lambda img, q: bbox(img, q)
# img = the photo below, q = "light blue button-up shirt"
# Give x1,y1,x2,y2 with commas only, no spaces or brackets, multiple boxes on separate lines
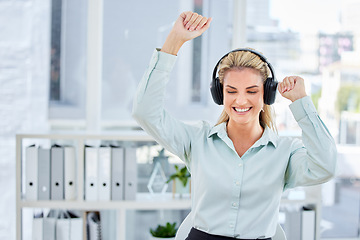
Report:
132,49,337,239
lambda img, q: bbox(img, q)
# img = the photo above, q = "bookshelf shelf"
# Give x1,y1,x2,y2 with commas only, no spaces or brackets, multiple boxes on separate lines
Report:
16,131,155,141
19,193,191,210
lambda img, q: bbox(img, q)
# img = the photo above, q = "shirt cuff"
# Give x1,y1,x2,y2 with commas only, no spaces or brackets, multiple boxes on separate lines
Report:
289,96,318,122
148,48,177,72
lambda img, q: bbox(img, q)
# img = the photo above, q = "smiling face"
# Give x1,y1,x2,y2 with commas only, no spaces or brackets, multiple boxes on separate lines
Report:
223,68,264,128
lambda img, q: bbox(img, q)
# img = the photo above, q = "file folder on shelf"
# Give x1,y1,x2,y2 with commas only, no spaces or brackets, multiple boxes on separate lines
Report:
51,144,64,200
56,211,70,240
38,147,50,200
25,144,38,201
98,145,111,201
43,210,56,240
124,147,137,200
68,210,83,240
32,212,43,240
64,146,76,200
301,206,315,240
111,146,124,201
85,145,98,201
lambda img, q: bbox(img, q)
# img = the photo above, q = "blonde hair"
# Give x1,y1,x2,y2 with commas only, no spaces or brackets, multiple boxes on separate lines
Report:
216,49,277,131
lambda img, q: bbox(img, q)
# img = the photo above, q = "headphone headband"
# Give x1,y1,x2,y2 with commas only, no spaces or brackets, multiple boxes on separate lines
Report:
212,48,275,83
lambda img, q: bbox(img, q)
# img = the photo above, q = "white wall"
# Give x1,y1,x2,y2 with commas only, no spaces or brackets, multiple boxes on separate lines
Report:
0,0,50,239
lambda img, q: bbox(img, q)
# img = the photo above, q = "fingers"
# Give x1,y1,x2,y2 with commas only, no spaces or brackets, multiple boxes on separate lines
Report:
182,11,193,26
195,16,208,30
187,13,202,31
199,17,212,31
182,11,210,32
278,76,297,94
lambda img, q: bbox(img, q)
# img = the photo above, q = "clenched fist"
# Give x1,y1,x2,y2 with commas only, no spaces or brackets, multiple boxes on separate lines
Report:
161,11,212,55
278,76,307,102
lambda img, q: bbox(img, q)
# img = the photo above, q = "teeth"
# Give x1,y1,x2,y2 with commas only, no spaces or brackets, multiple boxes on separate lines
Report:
234,107,250,113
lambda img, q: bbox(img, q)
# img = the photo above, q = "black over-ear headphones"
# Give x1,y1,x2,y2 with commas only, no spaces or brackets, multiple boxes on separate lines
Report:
210,48,278,105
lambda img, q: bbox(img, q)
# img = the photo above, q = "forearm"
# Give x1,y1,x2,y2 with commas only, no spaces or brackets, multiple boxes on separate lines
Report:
160,31,186,56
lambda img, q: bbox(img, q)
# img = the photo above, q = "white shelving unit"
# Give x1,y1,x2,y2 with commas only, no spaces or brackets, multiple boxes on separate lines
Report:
16,131,322,240
16,131,191,240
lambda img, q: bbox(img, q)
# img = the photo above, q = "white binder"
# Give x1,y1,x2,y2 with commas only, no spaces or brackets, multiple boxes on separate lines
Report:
85,145,98,201
25,144,38,200
32,212,43,240
51,144,64,200
64,146,76,200
98,145,111,201
68,211,83,240
38,147,50,200
301,206,315,240
56,211,70,240
111,146,124,201
124,147,137,200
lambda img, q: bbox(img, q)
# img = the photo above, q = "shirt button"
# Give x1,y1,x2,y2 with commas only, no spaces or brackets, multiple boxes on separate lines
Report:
235,181,240,186
232,202,237,207
238,163,243,167
230,224,234,228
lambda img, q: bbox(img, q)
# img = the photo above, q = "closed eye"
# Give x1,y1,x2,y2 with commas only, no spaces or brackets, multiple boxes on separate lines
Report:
247,91,258,94
227,91,237,94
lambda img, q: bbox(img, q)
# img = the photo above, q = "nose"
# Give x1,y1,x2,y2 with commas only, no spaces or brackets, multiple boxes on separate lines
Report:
235,94,247,105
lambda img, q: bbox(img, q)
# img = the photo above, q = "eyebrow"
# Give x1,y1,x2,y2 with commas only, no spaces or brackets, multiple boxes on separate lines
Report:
246,85,259,89
225,85,237,90
225,85,259,90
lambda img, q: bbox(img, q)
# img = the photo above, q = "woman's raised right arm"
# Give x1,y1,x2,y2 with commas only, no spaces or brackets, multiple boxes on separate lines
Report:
132,12,211,162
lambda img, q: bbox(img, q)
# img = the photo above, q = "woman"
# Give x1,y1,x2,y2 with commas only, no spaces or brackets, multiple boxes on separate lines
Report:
133,11,337,240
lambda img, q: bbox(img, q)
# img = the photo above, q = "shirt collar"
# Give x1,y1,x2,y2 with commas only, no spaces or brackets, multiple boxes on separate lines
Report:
208,122,227,138
254,127,278,148
208,122,278,148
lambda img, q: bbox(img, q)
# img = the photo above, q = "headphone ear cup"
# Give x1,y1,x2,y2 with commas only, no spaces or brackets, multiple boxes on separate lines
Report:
264,78,278,105
210,77,224,105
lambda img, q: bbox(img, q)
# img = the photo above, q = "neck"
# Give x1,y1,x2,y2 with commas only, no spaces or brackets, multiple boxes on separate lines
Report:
226,119,264,144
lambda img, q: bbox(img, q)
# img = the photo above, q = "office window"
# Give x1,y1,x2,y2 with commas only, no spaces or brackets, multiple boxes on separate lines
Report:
49,0,62,101
191,0,204,103
48,0,87,120
101,0,232,125
48,0,233,126
101,0,179,123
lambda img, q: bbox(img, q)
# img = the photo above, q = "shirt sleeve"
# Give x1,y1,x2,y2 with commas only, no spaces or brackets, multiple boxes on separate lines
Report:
132,49,199,165
283,96,337,190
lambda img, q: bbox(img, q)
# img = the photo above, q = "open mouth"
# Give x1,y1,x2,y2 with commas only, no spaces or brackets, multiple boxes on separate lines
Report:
233,107,252,113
